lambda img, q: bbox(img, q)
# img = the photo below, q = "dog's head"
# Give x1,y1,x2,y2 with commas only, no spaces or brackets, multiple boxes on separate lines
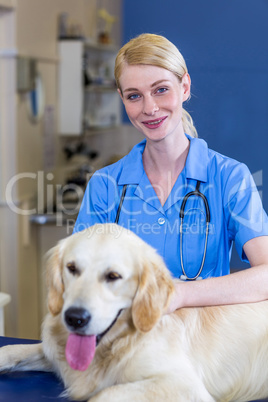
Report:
46,223,175,335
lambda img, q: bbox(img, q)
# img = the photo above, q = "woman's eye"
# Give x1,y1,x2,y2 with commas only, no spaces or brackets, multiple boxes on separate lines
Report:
127,93,140,101
156,87,167,94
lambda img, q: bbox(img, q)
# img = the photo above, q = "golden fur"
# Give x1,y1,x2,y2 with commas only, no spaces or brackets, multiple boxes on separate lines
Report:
1,223,268,401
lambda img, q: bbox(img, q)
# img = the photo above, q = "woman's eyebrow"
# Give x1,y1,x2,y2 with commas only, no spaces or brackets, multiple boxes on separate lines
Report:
151,79,169,87
123,87,138,93
123,80,169,94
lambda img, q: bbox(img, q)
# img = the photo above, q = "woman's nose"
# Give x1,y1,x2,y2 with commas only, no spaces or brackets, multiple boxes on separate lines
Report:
142,96,159,115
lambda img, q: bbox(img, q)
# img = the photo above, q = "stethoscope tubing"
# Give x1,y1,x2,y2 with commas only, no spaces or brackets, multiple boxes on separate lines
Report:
179,181,210,280
115,184,128,224
180,220,209,281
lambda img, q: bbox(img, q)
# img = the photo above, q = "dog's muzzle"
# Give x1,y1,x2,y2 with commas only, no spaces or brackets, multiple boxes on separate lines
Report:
64,307,123,344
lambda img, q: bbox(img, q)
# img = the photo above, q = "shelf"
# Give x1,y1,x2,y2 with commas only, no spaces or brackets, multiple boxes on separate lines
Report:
85,124,119,132
58,37,119,53
85,85,117,93
30,212,77,225
84,39,119,53
58,125,120,138
0,48,17,58
58,40,121,136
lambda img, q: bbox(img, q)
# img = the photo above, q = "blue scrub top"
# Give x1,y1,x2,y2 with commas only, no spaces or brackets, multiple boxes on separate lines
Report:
73,135,268,279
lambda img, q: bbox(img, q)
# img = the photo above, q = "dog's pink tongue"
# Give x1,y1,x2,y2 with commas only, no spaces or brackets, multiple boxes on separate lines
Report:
65,333,96,371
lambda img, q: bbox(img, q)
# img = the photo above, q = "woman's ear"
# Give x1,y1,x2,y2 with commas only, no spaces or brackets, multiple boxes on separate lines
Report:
117,88,123,101
45,240,65,316
182,73,191,102
132,251,175,333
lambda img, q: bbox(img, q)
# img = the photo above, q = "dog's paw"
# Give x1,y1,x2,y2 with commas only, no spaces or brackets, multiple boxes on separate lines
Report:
0,345,19,372
0,343,47,372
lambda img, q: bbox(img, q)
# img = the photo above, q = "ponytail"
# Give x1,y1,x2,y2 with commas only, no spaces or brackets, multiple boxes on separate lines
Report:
182,108,198,138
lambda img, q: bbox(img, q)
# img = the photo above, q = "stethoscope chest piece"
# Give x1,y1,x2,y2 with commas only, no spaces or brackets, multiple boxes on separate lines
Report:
180,274,203,281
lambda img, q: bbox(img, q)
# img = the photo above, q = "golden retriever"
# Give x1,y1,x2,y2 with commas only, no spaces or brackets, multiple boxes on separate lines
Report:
1,223,268,401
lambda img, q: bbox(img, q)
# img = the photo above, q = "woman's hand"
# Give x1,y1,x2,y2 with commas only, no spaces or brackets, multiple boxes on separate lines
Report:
164,235,268,315
164,280,186,314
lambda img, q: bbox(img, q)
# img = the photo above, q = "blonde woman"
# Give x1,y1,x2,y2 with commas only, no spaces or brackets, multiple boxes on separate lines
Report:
74,34,268,311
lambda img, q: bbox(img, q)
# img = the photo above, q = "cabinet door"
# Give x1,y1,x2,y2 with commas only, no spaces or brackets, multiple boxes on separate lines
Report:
58,41,83,135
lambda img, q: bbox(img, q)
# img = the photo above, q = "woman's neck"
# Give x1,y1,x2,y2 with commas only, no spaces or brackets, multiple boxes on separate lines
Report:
142,135,190,206
143,134,190,179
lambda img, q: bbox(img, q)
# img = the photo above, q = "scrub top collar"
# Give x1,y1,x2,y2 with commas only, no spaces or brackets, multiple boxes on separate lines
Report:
185,135,209,183
118,134,209,186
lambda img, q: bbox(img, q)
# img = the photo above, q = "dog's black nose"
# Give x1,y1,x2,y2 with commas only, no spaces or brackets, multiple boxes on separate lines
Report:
64,307,91,330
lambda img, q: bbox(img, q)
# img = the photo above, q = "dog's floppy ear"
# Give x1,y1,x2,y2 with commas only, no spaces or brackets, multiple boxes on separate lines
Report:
132,250,175,333
45,240,65,316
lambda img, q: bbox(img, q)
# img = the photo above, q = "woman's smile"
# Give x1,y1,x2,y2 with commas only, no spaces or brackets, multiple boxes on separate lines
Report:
142,116,168,129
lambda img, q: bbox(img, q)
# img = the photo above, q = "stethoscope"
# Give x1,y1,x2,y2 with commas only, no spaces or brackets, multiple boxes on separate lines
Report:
115,181,211,281
179,181,210,280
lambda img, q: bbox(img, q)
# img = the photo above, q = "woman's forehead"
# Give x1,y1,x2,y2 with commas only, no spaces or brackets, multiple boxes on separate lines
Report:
119,64,177,91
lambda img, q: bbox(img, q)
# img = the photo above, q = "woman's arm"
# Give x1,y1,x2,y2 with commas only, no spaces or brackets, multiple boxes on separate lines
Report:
166,236,268,313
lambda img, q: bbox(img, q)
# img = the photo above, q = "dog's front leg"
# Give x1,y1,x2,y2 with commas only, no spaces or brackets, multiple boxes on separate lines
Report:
88,378,216,402
88,381,160,402
0,343,52,372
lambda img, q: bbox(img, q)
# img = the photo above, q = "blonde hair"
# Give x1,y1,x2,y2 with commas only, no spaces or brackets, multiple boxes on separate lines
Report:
115,33,198,138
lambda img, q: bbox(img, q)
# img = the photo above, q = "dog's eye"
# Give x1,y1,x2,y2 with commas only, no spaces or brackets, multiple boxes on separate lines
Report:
106,271,122,282
66,262,80,276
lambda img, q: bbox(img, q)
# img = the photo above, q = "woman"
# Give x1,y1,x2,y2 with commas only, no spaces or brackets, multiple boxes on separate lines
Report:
74,33,268,312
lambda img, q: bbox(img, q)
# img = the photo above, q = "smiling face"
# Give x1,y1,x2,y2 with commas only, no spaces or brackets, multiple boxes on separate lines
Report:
118,64,191,143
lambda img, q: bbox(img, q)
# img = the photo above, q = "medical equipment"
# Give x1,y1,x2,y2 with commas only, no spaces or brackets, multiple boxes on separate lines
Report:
115,184,128,225
115,181,211,281
179,181,210,280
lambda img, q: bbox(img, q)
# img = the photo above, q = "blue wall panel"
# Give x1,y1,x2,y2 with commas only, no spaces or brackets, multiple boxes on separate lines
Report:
122,0,268,267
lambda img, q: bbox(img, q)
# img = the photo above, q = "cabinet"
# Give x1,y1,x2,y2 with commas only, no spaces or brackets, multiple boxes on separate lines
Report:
58,39,121,135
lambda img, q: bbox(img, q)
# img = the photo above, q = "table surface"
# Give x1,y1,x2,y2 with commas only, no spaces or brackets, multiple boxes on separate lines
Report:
0,336,81,402
1,336,268,402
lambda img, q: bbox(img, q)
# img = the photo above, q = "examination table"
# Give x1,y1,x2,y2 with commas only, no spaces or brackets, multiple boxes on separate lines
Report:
0,336,267,402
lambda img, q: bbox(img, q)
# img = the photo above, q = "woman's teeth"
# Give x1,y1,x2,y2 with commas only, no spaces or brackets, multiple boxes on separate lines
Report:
147,119,163,125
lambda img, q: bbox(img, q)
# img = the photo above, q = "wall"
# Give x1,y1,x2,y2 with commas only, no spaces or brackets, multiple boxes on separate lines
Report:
15,0,121,202
0,3,18,337
0,0,123,338
123,0,268,268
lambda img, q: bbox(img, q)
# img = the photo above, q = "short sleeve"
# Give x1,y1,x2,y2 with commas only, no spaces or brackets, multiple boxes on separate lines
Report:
223,163,268,262
73,171,109,233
